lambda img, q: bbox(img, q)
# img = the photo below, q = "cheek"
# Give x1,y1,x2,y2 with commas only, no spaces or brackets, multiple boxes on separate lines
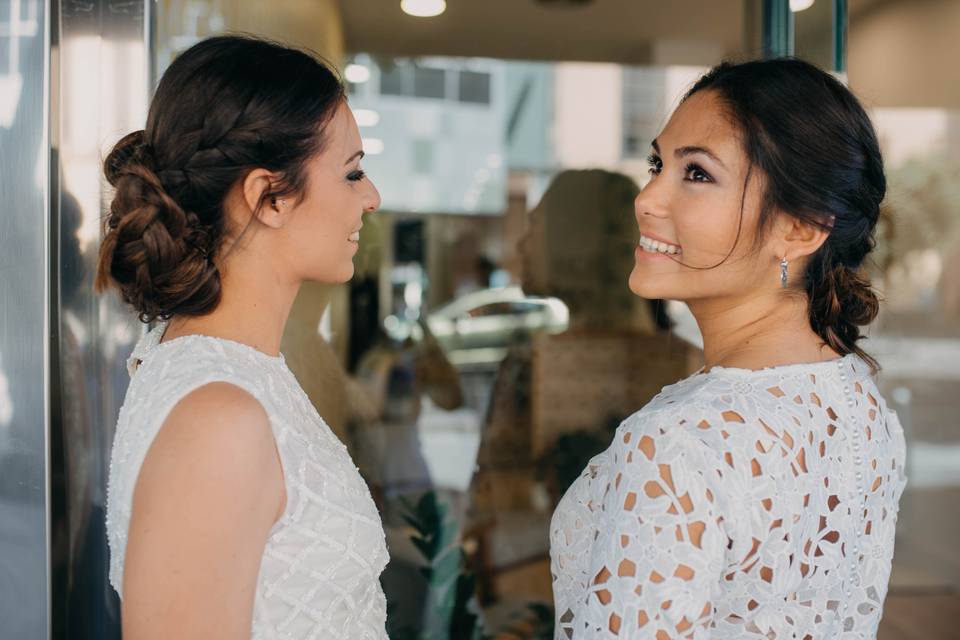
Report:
675,191,750,261
300,184,353,236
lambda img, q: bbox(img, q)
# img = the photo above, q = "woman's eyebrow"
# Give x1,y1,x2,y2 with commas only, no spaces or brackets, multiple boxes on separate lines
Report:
676,145,726,169
651,139,726,169
344,150,365,165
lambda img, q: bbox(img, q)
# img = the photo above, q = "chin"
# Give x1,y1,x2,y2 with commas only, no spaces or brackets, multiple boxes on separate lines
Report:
338,262,356,282
628,269,670,301
311,262,355,285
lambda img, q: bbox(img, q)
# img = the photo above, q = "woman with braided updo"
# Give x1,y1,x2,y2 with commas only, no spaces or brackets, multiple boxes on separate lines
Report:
550,59,907,639
99,36,387,639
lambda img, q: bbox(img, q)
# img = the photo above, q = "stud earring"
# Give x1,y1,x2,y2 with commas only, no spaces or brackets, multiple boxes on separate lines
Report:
780,257,789,288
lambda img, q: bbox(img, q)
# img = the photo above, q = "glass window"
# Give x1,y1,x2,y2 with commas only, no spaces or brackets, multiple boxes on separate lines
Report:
458,70,491,104
413,65,446,99
411,139,433,174
144,5,954,637
379,63,406,96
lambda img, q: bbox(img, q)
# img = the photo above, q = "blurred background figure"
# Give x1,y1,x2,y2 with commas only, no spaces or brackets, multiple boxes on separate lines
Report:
468,169,695,618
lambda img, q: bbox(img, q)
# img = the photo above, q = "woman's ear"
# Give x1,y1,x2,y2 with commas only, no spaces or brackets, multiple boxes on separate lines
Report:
241,168,289,229
776,213,831,261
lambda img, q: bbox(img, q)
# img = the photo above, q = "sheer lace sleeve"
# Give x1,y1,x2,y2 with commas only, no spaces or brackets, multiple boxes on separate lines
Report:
579,417,728,639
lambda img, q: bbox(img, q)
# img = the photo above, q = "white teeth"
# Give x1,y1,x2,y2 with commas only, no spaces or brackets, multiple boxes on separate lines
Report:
638,234,681,255
348,231,360,242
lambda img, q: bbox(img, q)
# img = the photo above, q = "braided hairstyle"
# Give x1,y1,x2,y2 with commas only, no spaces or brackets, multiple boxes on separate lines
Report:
96,35,344,322
684,59,886,370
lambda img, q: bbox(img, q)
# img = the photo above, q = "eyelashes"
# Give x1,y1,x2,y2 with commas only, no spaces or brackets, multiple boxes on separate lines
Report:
646,154,714,183
347,169,366,182
647,154,662,175
684,163,712,183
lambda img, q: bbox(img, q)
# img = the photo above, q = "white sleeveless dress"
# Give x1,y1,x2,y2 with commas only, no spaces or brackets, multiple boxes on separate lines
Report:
106,322,389,639
550,354,907,639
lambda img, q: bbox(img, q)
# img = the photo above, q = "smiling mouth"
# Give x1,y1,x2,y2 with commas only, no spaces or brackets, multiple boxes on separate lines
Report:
638,234,682,255
348,231,360,243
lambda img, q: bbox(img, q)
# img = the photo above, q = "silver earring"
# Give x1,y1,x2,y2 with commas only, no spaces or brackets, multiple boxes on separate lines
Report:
780,257,789,288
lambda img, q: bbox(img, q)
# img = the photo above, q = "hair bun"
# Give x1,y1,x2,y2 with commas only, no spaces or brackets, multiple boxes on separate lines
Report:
97,134,221,322
835,264,880,328
104,130,152,186
808,259,879,361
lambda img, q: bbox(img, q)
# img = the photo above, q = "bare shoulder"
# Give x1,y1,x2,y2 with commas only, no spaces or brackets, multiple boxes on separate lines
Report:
140,382,280,486
123,382,284,638
136,381,284,514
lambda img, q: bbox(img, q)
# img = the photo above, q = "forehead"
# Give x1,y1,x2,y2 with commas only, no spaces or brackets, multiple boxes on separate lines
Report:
325,100,361,153
306,102,360,177
657,90,744,162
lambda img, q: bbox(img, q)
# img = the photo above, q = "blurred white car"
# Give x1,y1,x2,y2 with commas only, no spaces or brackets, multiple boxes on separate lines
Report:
386,286,569,365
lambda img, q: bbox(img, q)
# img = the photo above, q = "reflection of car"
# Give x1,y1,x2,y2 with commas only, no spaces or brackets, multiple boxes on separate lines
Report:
386,286,569,365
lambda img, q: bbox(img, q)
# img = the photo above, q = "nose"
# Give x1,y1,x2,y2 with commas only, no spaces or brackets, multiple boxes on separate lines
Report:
363,178,382,213
634,179,669,221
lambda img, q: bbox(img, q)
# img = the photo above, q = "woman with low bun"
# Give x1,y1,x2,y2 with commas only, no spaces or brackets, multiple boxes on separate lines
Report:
550,59,907,639
99,36,387,639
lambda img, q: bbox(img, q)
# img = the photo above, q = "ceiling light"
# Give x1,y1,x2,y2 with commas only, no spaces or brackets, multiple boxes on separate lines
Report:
401,0,446,18
345,64,371,83
362,138,385,155
353,109,381,127
790,0,815,11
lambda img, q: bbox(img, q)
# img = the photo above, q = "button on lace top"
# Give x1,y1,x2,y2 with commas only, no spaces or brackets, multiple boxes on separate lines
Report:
550,355,907,639
106,322,389,639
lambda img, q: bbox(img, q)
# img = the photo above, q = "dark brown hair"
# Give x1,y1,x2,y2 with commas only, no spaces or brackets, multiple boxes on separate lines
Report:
96,35,345,322
685,59,885,370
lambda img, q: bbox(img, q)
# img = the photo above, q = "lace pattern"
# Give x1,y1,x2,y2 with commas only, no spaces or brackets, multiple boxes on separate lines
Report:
106,323,389,639
550,355,907,639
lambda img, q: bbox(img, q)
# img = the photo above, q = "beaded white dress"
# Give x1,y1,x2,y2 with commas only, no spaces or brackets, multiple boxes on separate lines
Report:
550,355,907,639
106,322,389,639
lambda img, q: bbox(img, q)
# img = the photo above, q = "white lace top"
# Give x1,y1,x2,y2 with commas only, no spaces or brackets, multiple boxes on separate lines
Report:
106,322,389,639
550,355,907,639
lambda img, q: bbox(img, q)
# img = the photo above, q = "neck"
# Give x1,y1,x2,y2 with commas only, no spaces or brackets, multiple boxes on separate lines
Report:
689,290,837,372
164,250,301,358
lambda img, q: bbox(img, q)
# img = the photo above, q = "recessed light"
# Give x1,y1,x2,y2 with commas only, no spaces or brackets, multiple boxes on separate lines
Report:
401,0,446,18
345,64,371,84
362,138,385,155
353,109,381,127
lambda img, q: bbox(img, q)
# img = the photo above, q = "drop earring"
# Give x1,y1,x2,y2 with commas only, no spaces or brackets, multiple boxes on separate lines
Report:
780,257,789,288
